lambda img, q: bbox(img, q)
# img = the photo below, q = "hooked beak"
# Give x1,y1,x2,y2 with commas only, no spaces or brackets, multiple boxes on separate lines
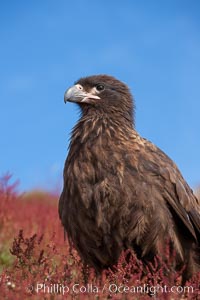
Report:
64,84,100,104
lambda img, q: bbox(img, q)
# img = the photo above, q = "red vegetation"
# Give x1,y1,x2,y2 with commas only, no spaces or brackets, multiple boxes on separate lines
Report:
0,175,199,299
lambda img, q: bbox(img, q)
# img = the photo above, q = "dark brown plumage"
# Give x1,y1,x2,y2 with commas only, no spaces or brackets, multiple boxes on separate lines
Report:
59,74,200,282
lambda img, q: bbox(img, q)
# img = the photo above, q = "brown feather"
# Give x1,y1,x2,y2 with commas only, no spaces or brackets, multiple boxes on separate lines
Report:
59,74,200,281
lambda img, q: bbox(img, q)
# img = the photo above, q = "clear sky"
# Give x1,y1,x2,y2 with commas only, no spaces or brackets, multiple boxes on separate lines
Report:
0,0,200,192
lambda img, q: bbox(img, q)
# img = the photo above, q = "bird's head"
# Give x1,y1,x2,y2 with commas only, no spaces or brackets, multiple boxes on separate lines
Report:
64,75,135,126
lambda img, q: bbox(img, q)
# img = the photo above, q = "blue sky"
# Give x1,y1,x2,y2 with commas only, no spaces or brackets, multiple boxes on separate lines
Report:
0,0,200,192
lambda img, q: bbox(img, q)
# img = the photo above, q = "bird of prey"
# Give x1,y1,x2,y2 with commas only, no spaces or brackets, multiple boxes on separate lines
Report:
59,75,200,282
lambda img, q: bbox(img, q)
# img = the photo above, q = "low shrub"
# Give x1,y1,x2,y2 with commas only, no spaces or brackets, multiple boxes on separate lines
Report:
0,175,199,299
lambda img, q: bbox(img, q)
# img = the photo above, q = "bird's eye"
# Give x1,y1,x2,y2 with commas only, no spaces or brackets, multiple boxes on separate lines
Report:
95,84,105,92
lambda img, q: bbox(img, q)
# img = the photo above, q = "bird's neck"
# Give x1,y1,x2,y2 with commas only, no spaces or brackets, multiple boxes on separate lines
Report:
81,106,134,127
70,110,136,146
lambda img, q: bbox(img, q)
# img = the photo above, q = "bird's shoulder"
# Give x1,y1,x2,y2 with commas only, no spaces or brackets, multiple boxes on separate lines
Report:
128,133,200,237
127,132,200,211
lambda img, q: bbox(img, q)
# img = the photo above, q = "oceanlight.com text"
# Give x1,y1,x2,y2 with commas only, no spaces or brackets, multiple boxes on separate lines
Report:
32,283,197,296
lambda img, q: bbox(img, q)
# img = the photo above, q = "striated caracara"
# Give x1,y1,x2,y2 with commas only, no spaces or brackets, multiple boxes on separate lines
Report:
59,75,200,282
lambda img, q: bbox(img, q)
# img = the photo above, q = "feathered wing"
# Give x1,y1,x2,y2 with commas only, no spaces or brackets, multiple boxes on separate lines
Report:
127,137,200,279
150,141,199,239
